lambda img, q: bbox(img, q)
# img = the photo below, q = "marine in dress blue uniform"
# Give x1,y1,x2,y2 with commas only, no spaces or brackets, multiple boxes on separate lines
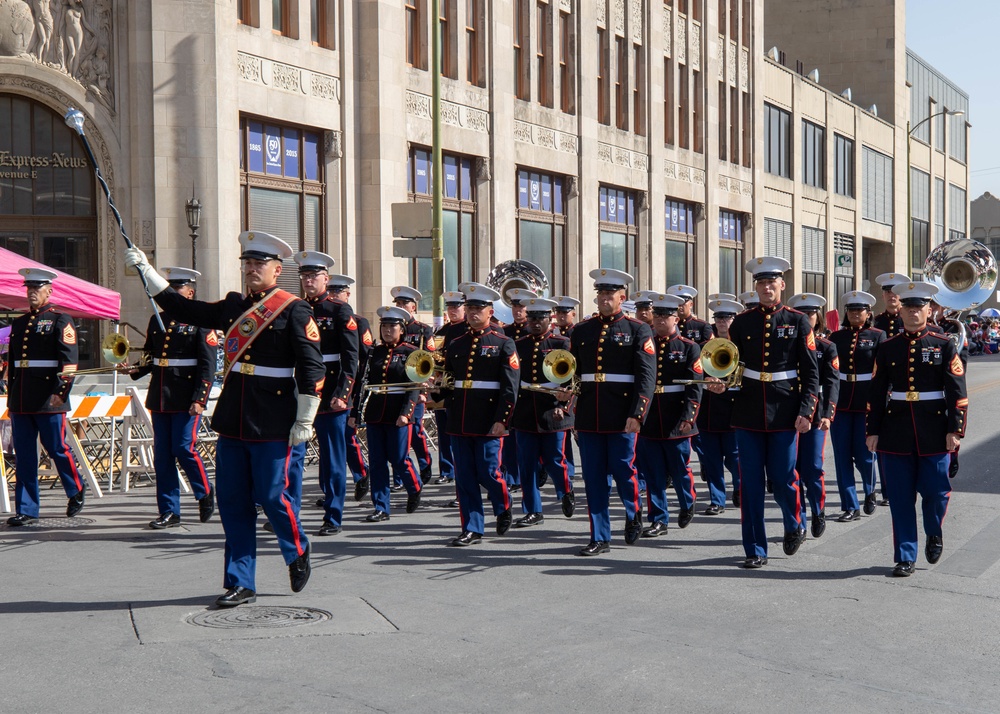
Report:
865,282,967,577
786,293,840,540
828,291,885,521
872,272,909,337
510,298,575,527
637,294,702,537
720,257,820,568
431,291,469,486
298,252,359,537
392,285,435,484
358,306,422,520
128,267,216,529
570,269,655,556
6,268,85,526
697,299,744,512
739,291,760,310
629,290,657,494
441,283,518,546
126,231,325,607
500,287,538,493
552,295,581,478
669,285,715,345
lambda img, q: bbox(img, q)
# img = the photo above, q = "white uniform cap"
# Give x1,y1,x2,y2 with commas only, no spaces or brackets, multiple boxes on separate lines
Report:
630,290,659,305
390,285,423,303
893,281,939,305
377,306,411,323
667,284,698,300
707,292,738,302
238,230,293,260
875,272,911,290
553,296,581,310
294,251,336,273
739,290,761,306
786,293,827,311
651,294,686,313
19,268,57,285
327,274,356,289
442,291,466,305
162,267,201,284
524,297,558,314
710,299,744,316
506,288,540,305
746,256,791,280
589,268,634,290
462,282,502,305
841,290,877,309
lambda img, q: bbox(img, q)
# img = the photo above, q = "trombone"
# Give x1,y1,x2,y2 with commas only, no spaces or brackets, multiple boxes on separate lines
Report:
58,333,144,376
520,349,580,396
673,338,744,387
362,349,454,394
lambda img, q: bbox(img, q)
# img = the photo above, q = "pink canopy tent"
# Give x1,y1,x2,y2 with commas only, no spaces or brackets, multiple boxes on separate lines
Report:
0,246,121,320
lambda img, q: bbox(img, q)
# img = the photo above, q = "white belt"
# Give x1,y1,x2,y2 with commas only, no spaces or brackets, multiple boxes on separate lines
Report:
654,385,685,394
742,368,798,382
579,373,635,383
156,358,198,368
229,363,295,378
839,373,872,382
454,380,501,390
322,354,341,363
890,391,944,402
14,360,59,368
521,381,561,389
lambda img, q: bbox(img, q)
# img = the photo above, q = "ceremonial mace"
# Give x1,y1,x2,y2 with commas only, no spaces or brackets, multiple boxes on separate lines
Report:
64,107,165,332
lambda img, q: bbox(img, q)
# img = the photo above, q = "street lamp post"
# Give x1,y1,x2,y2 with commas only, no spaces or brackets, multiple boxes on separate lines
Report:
906,108,964,275
185,196,202,272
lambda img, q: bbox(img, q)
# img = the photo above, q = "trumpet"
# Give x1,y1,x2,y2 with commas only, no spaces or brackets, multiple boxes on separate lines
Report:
673,338,744,387
520,349,580,395
59,333,143,376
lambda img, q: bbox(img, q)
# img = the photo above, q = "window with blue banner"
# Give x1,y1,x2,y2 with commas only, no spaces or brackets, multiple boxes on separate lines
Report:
599,185,638,275
406,147,477,311
517,168,567,296
240,116,325,295
718,209,745,296
665,198,696,287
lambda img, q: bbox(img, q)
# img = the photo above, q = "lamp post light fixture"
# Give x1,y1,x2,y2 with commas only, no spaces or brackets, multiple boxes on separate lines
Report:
185,196,202,272
906,108,964,275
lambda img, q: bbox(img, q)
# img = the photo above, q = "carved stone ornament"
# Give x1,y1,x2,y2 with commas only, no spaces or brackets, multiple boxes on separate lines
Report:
597,0,606,26
718,35,725,81
270,61,302,93
663,8,671,56
513,120,532,144
560,133,578,155
677,18,686,64
474,156,491,180
631,0,642,43
559,0,571,12
740,48,749,91
597,142,613,163
405,90,431,118
637,190,648,210
324,130,342,159
566,175,578,198
691,22,700,71
614,0,624,35
0,0,116,110
663,159,677,178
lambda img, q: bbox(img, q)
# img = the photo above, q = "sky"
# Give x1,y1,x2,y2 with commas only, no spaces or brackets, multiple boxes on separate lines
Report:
907,0,999,199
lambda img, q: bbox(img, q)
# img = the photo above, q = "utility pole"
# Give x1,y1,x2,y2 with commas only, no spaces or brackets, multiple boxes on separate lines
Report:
431,2,444,328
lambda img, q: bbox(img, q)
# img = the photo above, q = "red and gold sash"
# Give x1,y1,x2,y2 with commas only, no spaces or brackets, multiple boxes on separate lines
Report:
223,289,299,381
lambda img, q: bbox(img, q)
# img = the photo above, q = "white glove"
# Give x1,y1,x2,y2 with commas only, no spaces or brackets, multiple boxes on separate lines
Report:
289,394,321,446
124,246,169,295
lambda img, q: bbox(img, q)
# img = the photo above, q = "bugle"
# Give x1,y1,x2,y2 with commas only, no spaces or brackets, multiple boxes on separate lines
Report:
520,349,580,395
673,338,744,387
58,333,143,376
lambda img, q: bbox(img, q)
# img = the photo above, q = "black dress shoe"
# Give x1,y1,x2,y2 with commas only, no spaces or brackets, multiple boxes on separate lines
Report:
892,561,915,577
766,479,773,494
315,497,325,508
863,493,878,515
198,487,216,523
578,540,611,556
782,528,806,556
450,531,482,547
420,465,433,485
216,587,257,607
434,476,451,485
624,514,643,544
665,475,673,489
811,512,826,538
354,476,370,501
741,556,768,569
642,521,668,538
561,492,576,518
255,504,265,516
6,514,38,527
732,490,742,508
317,521,342,536
496,508,513,536
537,470,549,488
704,504,725,516
406,490,422,513
925,535,944,564
677,508,695,529
879,493,890,506
447,499,460,508
262,521,275,533
365,510,390,522
149,512,181,530
289,545,311,593
836,509,860,523
66,489,85,517
390,483,404,492
508,484,521,493
515,513,544,528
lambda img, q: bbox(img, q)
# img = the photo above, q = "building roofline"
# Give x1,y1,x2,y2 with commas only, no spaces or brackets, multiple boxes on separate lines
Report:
905,47,970,100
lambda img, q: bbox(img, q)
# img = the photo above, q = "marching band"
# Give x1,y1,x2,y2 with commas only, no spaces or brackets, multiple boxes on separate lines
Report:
1,233,983,604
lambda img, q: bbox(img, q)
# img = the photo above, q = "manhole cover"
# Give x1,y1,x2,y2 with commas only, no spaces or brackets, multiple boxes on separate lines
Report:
23,517,96,529
186,606,332,629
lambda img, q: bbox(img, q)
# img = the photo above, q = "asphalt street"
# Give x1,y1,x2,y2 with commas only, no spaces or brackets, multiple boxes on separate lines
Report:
4,356,1000,713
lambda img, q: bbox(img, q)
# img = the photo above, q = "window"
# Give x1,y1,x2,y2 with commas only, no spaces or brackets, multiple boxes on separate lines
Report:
678,62,689,149
664,57,674,146
911,168,929,222
763,219,792,262
911,219,930,274
466,0,481,85
741,0,750,46
559,11,575,113
834,234,855,298
935,177,945,243
597,28,610,124
615,37,628,130
677,0,687,14
665,199,696,285
718,82,727,161
238,0,259,26
802,120,825,189
834,134,854,197
862,146,893,225
518,169,568,296
764,103,791,178
537,1,552,106
741,91,751,167
241,118,325,295
730,86,738,165
439,0,454,77
719,210,744,296
802,226,826,295
693,69,702,152
689,0,699,22
407,149,477,311
599,186,638,274
949,183,967,237
719,0,726,34
272,0,298,38
310,0,335,48
406,0,423,68
514,0,530,99
633,44,645,135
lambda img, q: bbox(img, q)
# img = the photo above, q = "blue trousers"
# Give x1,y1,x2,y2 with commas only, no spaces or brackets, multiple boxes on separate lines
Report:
451,435,511,534
151,411,211,516
578,432,641,543
796,427,827,529
346,421,368,483
366,422,421,514
881,452,951,563
409,403,432,472
638,436,696,525
830,411,875,511
10,412,84,518
735,429,801,558
501,429,520,486
215,436,309,590
315,410,348,527
515,430,572,513
433,409,454,481
699,431,740,507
